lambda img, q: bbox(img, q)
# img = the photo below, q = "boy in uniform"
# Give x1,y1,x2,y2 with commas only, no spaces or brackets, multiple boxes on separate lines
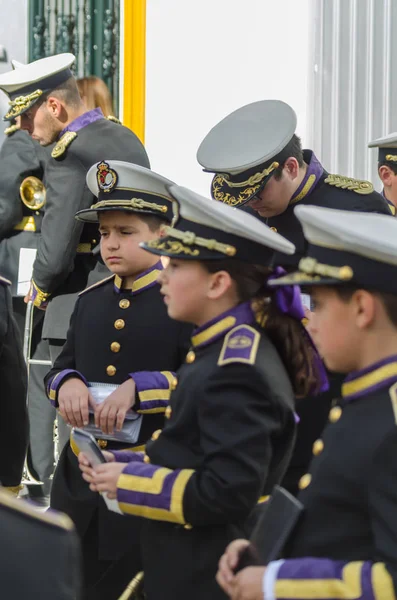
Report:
217,204,397,599
45,161,191,600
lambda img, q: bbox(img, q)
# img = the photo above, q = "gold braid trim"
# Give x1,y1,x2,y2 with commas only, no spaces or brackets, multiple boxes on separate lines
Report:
51,131,77,158
4,124,20,136
32,280,50,307
324,173,374,195
162,226,236,256
299,257,353,281
5,89,43,119
385,154,397,163
91,198,168,214
212,162,279,207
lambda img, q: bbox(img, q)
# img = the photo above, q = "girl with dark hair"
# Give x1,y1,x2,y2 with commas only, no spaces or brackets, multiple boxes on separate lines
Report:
78,185,326,600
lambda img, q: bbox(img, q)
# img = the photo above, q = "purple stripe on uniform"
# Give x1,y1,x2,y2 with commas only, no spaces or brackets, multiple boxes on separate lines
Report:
136,399,168,412
290,151,323,202
59,107,104,136
361,561,376,600
278,557,347,582
111,450,144,463
344,355,397,383
117,462,181,512
48,369,88,406
192,300,255,349
132,371,172,393
277,558,377,600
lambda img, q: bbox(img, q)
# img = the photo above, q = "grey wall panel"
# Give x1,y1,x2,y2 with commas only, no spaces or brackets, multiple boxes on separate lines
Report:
309,0,397,190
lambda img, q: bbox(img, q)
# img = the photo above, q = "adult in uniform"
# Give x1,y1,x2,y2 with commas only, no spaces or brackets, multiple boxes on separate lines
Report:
0,274,28,495
197,99,392,495
0,53,150,500
80,185,326,600
0,52,149,315
0,119,53,503
217,206,397,599
368,132,397,215
45,163,192,600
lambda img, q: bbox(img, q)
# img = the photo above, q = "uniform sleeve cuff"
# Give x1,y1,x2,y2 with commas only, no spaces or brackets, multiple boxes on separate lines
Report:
116,461,194,523
47,369,88,407
31,280,51,308
129,371,176,414
263,560,284,600
110,450,145,463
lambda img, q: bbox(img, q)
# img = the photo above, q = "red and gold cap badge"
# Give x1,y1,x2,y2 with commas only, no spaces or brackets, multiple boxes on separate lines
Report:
96,161,118,193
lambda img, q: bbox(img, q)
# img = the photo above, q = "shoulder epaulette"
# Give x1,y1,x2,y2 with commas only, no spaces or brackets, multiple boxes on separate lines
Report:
324,173,374,195
51,131,78,159
0,275,11,286
4,124,20,137
78,274,115,297
388,382,397,425
107,115,122,125
217,324,260,366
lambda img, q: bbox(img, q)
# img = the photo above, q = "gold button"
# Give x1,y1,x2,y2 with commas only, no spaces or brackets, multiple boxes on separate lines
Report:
186,351,195,364
165,406,172,419
92,239,97,245
98,439,107,449
170,377,178,391
119,299,130,309
143,455,151,464
312,439,324,456
270,227,278,232
299,473,312,490
184,524,193,530
106,365,117,376
114,319,125,330
151,429,162,441
110,341,121,353
329,406,342,423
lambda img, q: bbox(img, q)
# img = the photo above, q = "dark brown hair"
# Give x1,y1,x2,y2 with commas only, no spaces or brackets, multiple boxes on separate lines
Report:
204,258,321,397
273,134,305,181
336,285,397,327
50,76,83,109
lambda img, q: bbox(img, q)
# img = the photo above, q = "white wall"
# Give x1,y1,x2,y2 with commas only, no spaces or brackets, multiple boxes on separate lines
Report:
145,0,312,196
0,0,28,145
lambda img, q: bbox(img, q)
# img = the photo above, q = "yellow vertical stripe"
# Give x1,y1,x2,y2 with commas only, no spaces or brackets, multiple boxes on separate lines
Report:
123,0,146,142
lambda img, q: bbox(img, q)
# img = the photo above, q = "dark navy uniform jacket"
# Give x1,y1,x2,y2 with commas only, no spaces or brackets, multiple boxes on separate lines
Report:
110,301,297,600
269,151,393,497
0,127,49,295
31,109,150,307
44,262,191,560
269,150,392,269
269,355,397,599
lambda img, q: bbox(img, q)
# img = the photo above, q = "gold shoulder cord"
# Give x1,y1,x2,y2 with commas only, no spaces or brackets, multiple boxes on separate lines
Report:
51,131,78,159
324,173,373,195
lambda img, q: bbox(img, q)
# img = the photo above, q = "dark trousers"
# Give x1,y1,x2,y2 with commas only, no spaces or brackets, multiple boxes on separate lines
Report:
13,298,69,496
52,445,143,600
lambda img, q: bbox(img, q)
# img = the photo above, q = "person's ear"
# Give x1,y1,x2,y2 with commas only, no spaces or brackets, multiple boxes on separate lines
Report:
379,165,394,187
207,270,233,300
284,157,300,180
353,289,376,329
45,95,63,118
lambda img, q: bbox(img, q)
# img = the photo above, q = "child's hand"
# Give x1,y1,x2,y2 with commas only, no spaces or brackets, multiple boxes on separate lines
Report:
95,378,136,434
84,462,126,498
58,378,95,427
